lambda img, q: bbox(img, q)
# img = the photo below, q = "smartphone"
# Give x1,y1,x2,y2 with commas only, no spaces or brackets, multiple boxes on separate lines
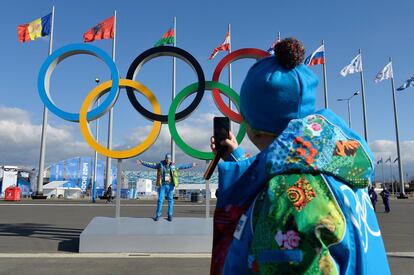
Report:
214,117,230,152
204,117,230,180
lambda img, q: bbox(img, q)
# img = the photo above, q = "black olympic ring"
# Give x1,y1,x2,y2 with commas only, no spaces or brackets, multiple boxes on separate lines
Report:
126,46,205,123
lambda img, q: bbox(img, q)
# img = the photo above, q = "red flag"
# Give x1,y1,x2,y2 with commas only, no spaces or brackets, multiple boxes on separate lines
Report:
83,16,114,42
209,32,230,60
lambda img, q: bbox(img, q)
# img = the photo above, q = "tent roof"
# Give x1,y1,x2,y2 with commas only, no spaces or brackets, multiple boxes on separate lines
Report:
43,181,81,190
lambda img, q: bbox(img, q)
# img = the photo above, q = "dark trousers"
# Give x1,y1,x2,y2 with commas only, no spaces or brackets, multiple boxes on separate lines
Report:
370,199,376,212
383,199,390,213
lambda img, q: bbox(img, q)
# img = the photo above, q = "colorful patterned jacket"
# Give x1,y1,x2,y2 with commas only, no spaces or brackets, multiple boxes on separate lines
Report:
140,160,193,187
210,109,390,275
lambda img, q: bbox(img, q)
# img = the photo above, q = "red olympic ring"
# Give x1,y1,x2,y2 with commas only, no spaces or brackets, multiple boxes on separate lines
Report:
212,48,271,123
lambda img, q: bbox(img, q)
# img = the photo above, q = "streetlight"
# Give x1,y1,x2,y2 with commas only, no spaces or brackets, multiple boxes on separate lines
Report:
91,77,100,203
337,91,359,129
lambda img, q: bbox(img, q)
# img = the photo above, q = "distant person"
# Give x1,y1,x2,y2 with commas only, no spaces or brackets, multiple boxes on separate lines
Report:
380,187,391,213
368,186,378,212
209,38,390,274
137,153,196,221
105,185,112,203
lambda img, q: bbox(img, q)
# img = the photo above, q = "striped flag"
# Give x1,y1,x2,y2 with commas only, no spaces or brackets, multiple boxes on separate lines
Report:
304,45,325,66
340,54,363,77
155,28,175,47
397,75,414,91
209,32,230,60
18,13,51,42
374,62,393,83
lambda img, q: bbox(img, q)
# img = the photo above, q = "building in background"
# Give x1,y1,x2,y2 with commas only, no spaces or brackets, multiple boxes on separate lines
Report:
1,158,219,199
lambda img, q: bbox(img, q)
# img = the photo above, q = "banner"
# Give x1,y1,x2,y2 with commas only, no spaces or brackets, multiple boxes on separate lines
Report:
65,157,80,188
50,161,64,181
80,157,91,193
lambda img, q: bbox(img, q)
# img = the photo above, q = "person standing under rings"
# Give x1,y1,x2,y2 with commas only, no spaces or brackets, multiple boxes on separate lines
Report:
137,153,197,221
380,186,391,213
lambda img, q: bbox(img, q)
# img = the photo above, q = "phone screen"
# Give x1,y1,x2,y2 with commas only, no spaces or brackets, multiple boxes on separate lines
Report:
214,117,230,152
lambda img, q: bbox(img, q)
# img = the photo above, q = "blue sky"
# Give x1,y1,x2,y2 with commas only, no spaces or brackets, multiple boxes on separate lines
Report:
1,0,414,176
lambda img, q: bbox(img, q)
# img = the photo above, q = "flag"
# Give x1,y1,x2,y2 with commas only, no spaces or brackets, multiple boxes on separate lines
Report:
154,28,175,47
397,75,414,91
393,157,399,163
83,16,114,43
340,54,363,77
209,32,230,60
385,156,392,163
18,13,51,42
374,62,393,83
304,45,325,66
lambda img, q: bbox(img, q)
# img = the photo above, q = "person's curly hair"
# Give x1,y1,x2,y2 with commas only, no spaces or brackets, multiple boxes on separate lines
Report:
274,37,305,69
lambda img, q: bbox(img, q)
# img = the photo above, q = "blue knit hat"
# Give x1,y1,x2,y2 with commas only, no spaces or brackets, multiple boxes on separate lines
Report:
240,56,319,135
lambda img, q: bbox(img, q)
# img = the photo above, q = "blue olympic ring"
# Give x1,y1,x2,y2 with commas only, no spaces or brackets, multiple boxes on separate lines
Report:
37,44,120,122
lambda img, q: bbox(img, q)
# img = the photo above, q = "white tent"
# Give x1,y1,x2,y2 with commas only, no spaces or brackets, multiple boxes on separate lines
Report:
43,181,82,199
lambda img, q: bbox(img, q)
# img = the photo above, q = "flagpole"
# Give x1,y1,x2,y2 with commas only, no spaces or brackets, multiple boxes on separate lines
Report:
228,24,232,129
359,49,369,141
171,16,176,163
105,10,116,195
34,6,55,199
91,78,100,203
389,158,394,194
389,57,406,198
322,40,329,109
347,99,352,128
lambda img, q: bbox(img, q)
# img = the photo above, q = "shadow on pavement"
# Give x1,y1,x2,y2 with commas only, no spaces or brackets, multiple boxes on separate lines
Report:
0,223,82,252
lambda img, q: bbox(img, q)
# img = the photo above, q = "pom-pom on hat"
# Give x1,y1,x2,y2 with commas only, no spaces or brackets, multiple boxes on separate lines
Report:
240,37,319,135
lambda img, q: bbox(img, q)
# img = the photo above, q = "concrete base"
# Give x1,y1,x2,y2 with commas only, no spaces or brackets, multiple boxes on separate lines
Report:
79,217,213,253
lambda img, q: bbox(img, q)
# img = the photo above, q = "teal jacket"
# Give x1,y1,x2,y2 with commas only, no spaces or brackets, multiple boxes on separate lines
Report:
211,109,390,275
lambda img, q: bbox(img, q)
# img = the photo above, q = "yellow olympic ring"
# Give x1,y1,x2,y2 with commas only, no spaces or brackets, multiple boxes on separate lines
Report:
79,79,162,159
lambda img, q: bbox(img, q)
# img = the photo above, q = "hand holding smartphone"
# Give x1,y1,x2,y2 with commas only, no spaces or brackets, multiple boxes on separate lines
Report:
204,117,230,180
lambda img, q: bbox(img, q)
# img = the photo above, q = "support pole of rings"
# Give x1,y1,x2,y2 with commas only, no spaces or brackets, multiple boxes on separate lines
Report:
116,159,122,218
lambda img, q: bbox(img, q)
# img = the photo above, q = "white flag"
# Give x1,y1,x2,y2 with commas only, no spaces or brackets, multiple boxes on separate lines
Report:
374,62,393,83
340,54,363,77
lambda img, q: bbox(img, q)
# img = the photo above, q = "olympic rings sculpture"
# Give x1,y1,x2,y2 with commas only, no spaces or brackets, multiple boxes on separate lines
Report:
38,43,270,160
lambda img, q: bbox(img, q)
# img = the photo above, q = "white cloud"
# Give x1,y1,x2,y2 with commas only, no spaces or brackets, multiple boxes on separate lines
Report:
369,139,414,163
0,106,92,167
0,106,30,123
369,139,414,181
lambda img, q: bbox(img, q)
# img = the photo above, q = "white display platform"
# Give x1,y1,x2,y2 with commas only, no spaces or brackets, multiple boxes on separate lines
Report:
79,217,213,253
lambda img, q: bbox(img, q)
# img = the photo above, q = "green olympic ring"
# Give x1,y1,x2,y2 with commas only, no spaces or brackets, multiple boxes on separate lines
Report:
168,81,246,160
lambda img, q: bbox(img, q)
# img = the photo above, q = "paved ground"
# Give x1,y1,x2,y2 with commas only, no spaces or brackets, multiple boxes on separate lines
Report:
0,199,213,253
0,258,210,275
0,197,413,274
